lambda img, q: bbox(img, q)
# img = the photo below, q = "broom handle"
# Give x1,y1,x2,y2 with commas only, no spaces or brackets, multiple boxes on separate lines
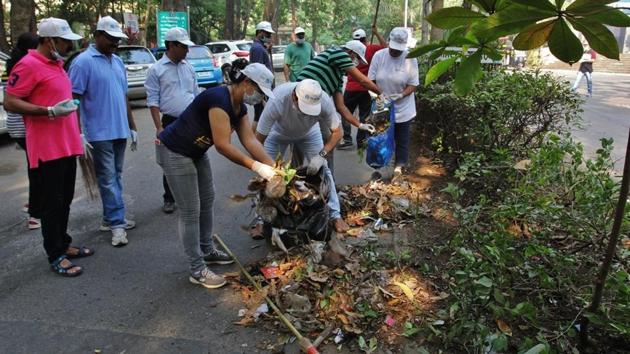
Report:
370,0,381,44
214,235,319,354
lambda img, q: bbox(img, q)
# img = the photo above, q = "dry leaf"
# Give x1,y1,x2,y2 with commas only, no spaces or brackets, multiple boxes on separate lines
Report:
346,228,363,237
393,281,414,301
229,194,254,202
497,319,513,336
513,159,532,171
507,223,522,238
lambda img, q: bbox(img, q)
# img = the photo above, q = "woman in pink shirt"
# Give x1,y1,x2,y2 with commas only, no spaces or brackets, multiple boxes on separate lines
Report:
4,18,93,277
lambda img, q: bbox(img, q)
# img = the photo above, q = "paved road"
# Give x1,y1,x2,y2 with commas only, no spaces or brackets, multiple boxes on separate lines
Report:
0,96,372,353
0,70,627,353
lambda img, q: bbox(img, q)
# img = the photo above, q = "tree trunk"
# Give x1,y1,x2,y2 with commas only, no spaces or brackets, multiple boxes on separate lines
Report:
291,0,297,29
421,0,430,44
161,0,186,12
10,0,36,45
241,0,250,39
235,0,242,38
430,0,444,42
0,0,11,52
225,0,234,39
311,0,318,50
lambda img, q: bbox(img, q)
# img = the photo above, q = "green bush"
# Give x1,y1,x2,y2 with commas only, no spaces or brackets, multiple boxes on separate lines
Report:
417,70,583,160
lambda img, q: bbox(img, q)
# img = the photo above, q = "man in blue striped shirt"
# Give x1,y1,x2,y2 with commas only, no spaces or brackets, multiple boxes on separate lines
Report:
145,27,201,214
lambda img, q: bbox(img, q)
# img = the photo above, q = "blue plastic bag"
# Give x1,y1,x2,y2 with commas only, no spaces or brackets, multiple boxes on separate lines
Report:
366,102,395,169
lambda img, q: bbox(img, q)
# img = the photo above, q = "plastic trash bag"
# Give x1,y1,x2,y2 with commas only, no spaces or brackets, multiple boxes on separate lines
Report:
365,102,396,169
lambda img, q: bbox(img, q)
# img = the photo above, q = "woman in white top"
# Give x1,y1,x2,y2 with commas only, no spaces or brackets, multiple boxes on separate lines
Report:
368,27,420,175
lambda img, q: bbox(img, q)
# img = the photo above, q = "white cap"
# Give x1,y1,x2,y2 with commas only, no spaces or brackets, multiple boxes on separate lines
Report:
165,27,195,46
38,18,82,40
294,27,305,35
241,63,275,99
342,40,367,65
97,16,128,39
295,79,322,116
255,21,275,34
352,29,366,40
389,27,409,51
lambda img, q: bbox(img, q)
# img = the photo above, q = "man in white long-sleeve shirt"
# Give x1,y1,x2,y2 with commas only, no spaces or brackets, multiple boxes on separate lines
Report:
145,27,201,213
255,79,350,233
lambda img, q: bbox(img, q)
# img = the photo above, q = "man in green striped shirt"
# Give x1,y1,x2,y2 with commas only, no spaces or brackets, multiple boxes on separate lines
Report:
298,40,381,137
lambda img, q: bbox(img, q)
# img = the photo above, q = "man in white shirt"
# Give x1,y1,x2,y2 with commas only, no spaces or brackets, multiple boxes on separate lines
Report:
255,79,349,233
145,27,201,213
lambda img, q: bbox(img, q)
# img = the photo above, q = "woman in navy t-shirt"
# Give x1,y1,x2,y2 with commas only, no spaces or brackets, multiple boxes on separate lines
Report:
156,60,278,289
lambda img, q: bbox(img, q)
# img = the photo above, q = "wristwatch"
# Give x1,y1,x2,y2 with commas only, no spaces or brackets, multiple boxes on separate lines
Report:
319,150,328,158
47,106,55,119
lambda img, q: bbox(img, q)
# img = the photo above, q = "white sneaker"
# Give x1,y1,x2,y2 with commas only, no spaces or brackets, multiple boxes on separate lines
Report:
111,228,128,247
100,219,136,232
189,267,226,289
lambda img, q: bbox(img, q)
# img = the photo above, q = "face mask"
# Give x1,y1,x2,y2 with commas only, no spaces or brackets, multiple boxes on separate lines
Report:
50,39,64,61
244,89,264,105
261,36,270,44
296,38,305,45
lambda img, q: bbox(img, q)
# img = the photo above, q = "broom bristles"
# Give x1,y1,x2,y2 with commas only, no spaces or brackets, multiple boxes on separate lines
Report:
78,149,99,200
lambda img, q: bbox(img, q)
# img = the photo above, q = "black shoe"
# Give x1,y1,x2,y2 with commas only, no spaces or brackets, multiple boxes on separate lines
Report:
163,201,175,214
338,140,353,150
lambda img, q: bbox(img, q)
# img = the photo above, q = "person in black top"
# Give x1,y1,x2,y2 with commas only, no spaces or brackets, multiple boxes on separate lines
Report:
571,48,596,97
156,60,278,289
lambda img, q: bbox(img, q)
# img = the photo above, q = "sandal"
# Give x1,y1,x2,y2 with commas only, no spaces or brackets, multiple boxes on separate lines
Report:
50,255,83,277
65,246,95,259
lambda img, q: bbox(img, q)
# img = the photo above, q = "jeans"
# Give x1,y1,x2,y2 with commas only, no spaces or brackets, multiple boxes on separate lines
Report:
571,71,593,95
156,145,216,274
264,128,342,220
15,138,43,218
342,91,372,145
39,156,76,263
161,115,177,203
90,139,127,229
394,120,412,167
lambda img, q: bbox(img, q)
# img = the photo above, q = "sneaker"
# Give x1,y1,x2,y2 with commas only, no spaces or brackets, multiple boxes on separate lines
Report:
189,267,227,289
28,217,41,230
394,166,403,176
162,201,175,214
337,140,353,150
100,219,136,232
204,249,234,265
111,228,128,247
22,204,29,213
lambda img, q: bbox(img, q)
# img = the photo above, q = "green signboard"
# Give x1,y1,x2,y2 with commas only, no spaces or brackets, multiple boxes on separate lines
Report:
156,11,189,47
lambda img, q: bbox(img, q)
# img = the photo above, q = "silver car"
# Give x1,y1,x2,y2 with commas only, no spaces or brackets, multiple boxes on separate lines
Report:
205,40,252,83
115,45,156,99
271,45,287,71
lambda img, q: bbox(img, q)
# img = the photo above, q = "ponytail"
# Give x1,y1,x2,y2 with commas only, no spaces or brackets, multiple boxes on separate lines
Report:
228,58,249,84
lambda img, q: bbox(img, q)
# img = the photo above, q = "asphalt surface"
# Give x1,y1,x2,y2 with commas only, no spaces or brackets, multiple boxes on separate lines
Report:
0,71,628,353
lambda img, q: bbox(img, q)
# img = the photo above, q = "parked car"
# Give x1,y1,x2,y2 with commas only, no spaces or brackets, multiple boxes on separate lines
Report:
115,45,156,99
186,45,223,87
151,47,166,60
271,45,287,71
205,40,252,83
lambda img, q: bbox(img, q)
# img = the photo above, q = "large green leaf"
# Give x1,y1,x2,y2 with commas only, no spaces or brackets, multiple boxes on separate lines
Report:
566,0,617,15
483,47,503,61
454,50,483,96
425,57,457,86
548,18,583,64
569,17,620,60
509,0,557,12
513,19,556,50
408,43,444,58
590,9,630,27
475,5,556,39
427,7,487,29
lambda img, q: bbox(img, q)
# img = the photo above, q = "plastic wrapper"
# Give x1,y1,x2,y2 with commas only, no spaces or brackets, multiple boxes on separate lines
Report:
365,102,396,169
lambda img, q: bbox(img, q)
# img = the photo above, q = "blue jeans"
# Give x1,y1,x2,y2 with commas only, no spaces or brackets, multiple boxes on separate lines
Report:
394,120,412,167
571,71,593,95
90,139,127,229
264,128,342,220
156,145,215,274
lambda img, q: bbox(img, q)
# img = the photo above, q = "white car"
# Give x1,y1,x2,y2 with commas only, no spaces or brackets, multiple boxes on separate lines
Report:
205,40,252,83
115,45,157,99
271,45,287,71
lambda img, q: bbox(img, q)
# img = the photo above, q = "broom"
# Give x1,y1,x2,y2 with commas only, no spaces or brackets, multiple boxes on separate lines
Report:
78,144,99,200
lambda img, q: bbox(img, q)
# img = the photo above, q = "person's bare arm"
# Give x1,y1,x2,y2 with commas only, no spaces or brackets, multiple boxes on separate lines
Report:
333,92,361,127
372,25,387,46
72,93,82,130
255,131,267,145
149,106,162,137
283,64,290,82
401,85,417,98
4,93,49,117
236,114,275,166
126,96,137,131
324,125,342,153
345,66,381,94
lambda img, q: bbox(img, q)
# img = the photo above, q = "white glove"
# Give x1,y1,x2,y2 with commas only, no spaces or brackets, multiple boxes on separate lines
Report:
80,134,93,150
359,123,376,134
251,161,276,180
50,99,78,117
130,130,138,151
307,155,326,175
387,93,403,101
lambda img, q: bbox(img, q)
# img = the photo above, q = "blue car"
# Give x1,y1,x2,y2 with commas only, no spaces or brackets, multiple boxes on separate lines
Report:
151,45,223,87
